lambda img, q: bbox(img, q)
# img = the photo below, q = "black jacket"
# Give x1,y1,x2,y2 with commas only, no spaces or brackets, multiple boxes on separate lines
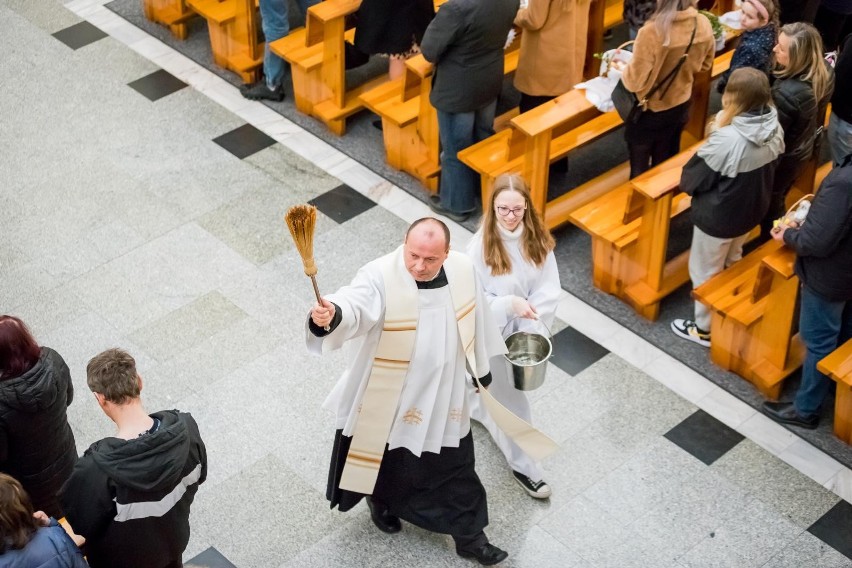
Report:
681,107,784,238
60,410,207,568
772,65,834,162
784,156,852,301
421,0,519,113
0,347,77,518
832,34,852,124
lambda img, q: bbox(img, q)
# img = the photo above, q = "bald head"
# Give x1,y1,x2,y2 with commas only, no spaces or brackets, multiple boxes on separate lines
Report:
403,218,450,281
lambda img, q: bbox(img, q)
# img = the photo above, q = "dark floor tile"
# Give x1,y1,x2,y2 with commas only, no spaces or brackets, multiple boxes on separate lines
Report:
664,409,744,465
52,21,107,50
128,69,187,101
808,500,852,560
185,546,238,568
548,326,609,376
213,124,276,159
309,184,376,224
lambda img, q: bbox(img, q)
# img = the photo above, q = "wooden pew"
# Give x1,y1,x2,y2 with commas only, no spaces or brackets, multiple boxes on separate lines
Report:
142,0,195,39
818,339,852,445
270,0,447,135
693,241,803,399
359,36,521,192
569,146,699,319
185,0,263,83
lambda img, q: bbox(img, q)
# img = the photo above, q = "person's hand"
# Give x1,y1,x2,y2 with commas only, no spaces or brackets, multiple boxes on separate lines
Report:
33,510,50,527
511,296,538,319
771,220,797,242
310,298,335,328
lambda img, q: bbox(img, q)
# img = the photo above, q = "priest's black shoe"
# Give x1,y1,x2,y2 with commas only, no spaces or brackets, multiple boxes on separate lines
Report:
456,543,508,565
366,498,401,533
761,401,819,429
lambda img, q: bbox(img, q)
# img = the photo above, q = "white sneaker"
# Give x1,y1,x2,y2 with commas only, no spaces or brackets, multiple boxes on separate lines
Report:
512,471,551,499
671,319,711,347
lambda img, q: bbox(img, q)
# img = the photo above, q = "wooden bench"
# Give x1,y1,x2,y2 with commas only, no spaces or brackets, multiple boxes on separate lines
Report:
185,0,263,83
359,36,521,191
693,241,803,399
584,0,625,79
818,339,852,445
143,0,195,39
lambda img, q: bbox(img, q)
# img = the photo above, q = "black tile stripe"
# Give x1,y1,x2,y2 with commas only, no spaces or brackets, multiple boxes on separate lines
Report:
185,546,238,567
52,21,107,50
664,409,744,465
128,69,187,102
808,500,852,560
309,184,376,224
213,124,276,159
548,326,609,376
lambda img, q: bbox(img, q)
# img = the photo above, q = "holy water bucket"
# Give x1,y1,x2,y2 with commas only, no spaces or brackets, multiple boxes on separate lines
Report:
502,317,552,391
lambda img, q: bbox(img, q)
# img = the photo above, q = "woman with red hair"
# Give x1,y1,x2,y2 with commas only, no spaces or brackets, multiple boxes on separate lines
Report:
0,316,77,519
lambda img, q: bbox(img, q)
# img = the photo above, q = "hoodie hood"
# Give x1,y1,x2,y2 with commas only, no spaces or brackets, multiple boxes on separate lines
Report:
0,348,60,413
88,410,191,492
698,106,784,178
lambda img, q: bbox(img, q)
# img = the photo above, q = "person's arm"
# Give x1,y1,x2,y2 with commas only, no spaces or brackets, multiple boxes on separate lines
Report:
680,151,719,196
526,251,562,325
54,349,74,407
0,425,7,465
421,2,463,64
60,460,116,540
772,82,798,136
621,25,659,94
514,0,550,31
783,184,852,257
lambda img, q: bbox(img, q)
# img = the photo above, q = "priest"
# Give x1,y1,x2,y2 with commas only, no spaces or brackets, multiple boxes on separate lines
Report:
307,217,509,566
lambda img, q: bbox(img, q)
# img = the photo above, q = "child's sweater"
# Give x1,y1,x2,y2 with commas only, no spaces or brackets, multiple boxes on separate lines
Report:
717,23,777,93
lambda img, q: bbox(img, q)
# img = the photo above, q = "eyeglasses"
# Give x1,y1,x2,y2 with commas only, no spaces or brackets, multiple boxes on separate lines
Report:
495,206,526,218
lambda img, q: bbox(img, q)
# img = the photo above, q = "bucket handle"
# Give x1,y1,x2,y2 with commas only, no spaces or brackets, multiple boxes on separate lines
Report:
501,315,552,339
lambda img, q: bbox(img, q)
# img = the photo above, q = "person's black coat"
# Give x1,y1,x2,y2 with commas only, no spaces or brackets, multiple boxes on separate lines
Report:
772,65,834,162
0,347,77,518
784,156,852,301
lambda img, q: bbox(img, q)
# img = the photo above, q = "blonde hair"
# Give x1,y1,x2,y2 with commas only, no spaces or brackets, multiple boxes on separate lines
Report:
480,174,555,275
652,0,696,46
775,22,831,104
717,68,772,127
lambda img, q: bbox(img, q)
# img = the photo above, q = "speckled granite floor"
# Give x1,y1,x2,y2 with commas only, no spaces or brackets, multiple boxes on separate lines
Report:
2,1,852,566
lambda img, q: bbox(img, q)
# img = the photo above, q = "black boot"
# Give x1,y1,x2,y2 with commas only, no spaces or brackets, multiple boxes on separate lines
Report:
366,498,401,533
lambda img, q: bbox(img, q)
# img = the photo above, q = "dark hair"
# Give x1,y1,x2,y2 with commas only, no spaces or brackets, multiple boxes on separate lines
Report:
0,316,41,381
405,217,450,251
86,348,141,404
0,474,39,553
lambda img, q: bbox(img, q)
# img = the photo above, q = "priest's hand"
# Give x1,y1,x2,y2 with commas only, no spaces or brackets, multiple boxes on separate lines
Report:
511,296,538,319
33,510,50,527
311,298,336,328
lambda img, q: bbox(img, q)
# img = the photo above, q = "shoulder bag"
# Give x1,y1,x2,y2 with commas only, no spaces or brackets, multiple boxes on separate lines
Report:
612,18,699,124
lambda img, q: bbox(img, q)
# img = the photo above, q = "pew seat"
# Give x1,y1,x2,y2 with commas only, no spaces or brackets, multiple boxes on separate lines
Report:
186,0,263,83
143,0,195,39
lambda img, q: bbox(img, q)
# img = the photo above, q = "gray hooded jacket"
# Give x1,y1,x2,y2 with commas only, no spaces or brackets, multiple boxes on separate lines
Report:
681,106,784,238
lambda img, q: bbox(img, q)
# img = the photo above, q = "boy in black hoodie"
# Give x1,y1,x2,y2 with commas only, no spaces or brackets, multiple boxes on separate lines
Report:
60,348,207,568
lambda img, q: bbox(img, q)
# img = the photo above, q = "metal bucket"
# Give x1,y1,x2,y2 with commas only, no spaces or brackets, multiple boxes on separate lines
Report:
502,318,552,391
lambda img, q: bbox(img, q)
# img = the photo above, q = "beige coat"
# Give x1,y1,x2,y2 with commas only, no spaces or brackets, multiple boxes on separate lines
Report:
622,7,715,112
514,0,592,96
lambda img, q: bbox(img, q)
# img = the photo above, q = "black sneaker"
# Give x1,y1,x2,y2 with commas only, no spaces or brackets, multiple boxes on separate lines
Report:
240,81,285,102
512,471,551,499
456,543,508,565
428,194,471,223
670,319,710,347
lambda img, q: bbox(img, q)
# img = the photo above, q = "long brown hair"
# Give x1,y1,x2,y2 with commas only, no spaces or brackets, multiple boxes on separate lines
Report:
0,316,41,380
717,68,773,128
775,22,831,104
0,474,40,553
652,0,696,46
480,174,555,276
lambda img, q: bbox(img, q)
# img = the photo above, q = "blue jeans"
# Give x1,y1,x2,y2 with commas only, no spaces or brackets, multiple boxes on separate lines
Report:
827,112,852,167
794,286,852,417
436,100,497,214
259,0,320,88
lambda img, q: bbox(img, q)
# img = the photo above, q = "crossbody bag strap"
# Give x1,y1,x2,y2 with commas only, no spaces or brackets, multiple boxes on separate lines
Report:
643,17,698,105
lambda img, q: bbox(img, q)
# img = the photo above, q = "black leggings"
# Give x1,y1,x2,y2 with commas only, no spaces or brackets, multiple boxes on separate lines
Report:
624,102,690,178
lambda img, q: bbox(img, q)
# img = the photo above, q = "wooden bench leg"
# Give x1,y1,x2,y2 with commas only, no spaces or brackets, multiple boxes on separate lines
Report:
835,382,852,444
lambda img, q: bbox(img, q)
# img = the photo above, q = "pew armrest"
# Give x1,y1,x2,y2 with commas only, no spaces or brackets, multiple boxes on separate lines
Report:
818,339,852,387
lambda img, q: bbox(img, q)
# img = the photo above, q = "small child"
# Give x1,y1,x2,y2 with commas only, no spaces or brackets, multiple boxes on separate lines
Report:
716,0,779,93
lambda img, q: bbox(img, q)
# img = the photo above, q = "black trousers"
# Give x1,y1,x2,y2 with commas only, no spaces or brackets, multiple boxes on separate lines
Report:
518,93,555,114
624,101,690,178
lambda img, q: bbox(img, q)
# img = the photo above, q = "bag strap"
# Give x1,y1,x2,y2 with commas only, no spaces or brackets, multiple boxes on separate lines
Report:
642,17,698,105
